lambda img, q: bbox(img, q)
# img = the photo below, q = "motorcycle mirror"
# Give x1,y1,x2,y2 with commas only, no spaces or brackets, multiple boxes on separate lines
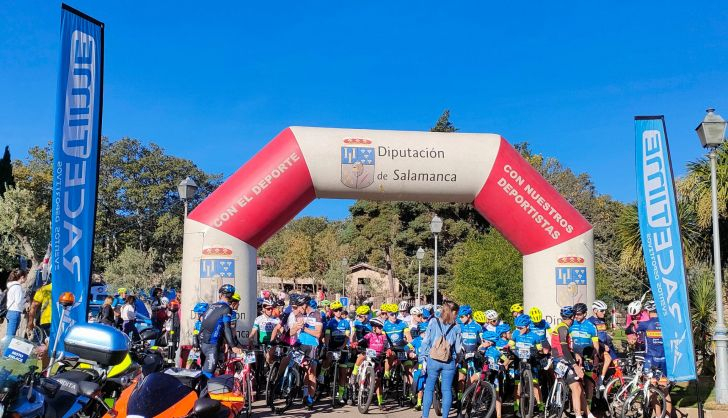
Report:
192,397,221,417
39,377,61,398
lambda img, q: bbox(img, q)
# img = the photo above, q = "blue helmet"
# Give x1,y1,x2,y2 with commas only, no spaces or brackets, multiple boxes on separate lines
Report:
514,314,531,328
219,284,235,297
308,299,318,309
193,302,209,314
482,331,498,343
495,323,511,336
457,305,473,317
421,308,431,319
560,305,575,319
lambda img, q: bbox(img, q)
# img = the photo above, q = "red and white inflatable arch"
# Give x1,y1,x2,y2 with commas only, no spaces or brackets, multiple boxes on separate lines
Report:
181,127,594,343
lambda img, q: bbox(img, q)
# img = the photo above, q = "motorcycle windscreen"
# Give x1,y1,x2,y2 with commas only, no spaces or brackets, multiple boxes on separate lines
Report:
128,372,196,417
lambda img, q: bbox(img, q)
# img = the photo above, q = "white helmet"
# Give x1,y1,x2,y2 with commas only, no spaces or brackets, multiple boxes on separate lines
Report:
410,306,422,315
485,310,499,321
627,300,642,316
398,301,410,312
643,300,657,312
592,300,608,311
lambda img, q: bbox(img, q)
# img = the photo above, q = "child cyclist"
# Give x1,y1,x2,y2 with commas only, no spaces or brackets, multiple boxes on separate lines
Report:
406,320,428,410
457,305,483,399
480,330,506,418
352,318,388,408
319,301,351,404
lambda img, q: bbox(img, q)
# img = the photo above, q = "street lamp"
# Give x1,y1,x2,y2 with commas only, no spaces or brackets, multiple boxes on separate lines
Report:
177,177,198,218
341,257,348,298
416,247,425,306
430,215,443,307
695,107,727,404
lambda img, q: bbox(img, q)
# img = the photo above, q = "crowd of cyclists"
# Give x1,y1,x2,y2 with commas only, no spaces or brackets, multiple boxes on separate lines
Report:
189,284,672,418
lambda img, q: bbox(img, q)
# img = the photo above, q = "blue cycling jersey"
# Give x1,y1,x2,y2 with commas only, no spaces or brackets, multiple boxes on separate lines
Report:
510,329,544,352
326,317,351,348
383,319,409,347
297,311,322,347
353,319,372,340
587,316,617,350
530,320,551,343
407,336,422,356
459,321,482,352
569,319,598,355
496,338,509,350
481,345,502,366
635,316,664,359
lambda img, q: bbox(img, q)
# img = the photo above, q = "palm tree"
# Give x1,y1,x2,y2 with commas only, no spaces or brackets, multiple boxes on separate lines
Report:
677,143,728,228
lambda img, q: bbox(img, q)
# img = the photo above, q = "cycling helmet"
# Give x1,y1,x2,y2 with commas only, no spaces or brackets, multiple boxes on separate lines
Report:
295,295,312,306
514,314,531,328
321,300,331,307
627,300,642,315
192,302,209,314
496,323,511,336
309,299,318,310
421,308,432,319
370,318,384,328
560,305,575,319
592,300,608,311
573,303,588,315
276,299,285,307
262,290,271,299
529,307,543,323
473,311,487,324
261,299,274,307
379,303,388,312
458,305,473,317
398,301,410,312
410,306,422,316
385,304,398,313
510,303,524,313
644,300,657,312
330,301,343,310
118,288,127,294
219,284,235,297
232,293,241,302
485,310,499,321
482,331,498,343
356,305,371,315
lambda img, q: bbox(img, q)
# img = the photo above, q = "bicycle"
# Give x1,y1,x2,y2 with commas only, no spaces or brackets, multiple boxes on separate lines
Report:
604,351,644,417
545,360,573,418
355,348,385,413
208,350,257,418
459,351,497,418
269,346,307,414
264,344,288,408
513,346,537,418
386,347,411,407
619,367,668,418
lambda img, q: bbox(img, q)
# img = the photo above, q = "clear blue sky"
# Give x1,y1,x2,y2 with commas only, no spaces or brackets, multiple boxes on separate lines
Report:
2,1,727,220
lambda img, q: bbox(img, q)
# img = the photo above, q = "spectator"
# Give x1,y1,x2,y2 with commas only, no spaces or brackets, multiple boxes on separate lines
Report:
419,300,462,418
98,296,115,326
121,295,140,341
26,279,52,343
5,269,28,337
150,288,168,331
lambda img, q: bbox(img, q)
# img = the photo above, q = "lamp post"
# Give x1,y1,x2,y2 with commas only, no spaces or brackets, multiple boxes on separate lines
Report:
177,177,198,218
695,107,727,404
341,257,348,298
430,215,443,307
416,247,425,306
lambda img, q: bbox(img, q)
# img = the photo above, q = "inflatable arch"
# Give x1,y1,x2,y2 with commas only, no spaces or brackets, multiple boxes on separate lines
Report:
180,127,594,343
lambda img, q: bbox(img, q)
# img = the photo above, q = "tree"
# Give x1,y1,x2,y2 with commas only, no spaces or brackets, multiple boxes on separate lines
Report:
431,110,458,133
104,247,157,291
0,146,14,197
678,143,728,227
450,231,522,319
0,187,49,279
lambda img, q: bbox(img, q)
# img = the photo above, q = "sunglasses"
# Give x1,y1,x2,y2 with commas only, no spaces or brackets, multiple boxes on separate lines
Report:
388,312,397,316
333,308,343,313
263,306,273,310
516,326,526,330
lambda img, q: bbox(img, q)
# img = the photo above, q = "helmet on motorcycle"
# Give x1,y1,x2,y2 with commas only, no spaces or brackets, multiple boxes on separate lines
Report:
473,311,487,324
644,300,657,312
485,310,499,321
457,305,473,317
560,306,575,319
573,303,588,315
482,331,498,343
356,305,371,316
514,314,531,328
529,307,543,323
627,301,642,316
592,300,608,311
219,284,235,297
370,318,384,328
193,302,209,314
510,303,524,314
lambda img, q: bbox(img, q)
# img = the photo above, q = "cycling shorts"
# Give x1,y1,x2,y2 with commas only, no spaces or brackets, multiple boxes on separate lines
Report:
298,344,319,364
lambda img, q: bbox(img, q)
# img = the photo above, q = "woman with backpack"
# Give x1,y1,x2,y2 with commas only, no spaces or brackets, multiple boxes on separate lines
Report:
418,300,462,418
5,269,28,337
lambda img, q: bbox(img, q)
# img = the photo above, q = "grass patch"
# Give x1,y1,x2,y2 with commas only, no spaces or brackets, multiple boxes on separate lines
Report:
670,376,716,409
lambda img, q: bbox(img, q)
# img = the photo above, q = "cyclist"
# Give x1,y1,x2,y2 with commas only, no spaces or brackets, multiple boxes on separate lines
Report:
319,301,351,403
480,330,505,418
550,306,585,418
377,304,389,322
569,302,599,418
250,299,280,364
187,302,208,368
495,323,511,349
457,305,483,399
352,317,388,408
510,303,524,319
485,309,504,332
407,320,428,410
473,310,487,328
529,307,551,345
198,285,243,378
397,301,413,327
382,303,411,380
289,295,323,408
587,300,618,391
625,300,646,351
509,313,550,413
635,300,672,415
352,305,373,342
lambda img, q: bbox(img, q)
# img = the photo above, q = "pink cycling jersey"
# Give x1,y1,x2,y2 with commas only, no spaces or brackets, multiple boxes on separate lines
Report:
364,332,387,354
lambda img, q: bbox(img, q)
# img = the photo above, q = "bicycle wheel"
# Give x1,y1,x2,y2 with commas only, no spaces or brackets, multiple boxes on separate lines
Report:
604,376,629,417
520,368,535,418
546,378,569,418
434,381,442,416
460,381,478,418
265,362,279,407
237,373,253,418
473,380,496,418
331,361,339,407
357,365,377,414
620,386,667,418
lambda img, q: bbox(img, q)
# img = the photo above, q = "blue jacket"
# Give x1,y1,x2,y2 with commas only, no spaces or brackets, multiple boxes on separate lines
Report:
419,318,462,364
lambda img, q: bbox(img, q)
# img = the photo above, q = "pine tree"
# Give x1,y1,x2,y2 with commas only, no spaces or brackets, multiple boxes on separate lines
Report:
0,146,14,196
431,110,458,133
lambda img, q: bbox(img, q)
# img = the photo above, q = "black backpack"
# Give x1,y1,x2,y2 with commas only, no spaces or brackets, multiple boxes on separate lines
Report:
0,289,8,323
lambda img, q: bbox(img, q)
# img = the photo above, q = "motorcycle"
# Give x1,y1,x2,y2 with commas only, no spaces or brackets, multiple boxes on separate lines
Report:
0,336,46,417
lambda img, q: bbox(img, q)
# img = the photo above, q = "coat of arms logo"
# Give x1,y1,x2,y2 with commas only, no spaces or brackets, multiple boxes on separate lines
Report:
340,138,375,189
555,256,587,307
